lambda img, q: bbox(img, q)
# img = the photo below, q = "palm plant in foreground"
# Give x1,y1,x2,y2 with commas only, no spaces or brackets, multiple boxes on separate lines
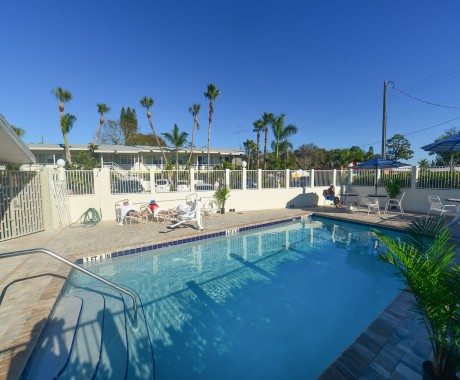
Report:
51,87,73,163
187,104,201,167
162,124,188,171
204,84,220,170
375,217,460,379
93,103,110,146
139,96,168,166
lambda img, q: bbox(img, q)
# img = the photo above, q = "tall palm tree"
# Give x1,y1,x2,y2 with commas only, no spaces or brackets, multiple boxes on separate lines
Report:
139,96,168,166
243,139,257,169
261,112,274,169
60,113,77,164
204,84,220,170
282,123,298,162
93,103,110,145
51,87,73,163
162,124,189,170
187,104,201,167
271,114,298,159
252,119,264,168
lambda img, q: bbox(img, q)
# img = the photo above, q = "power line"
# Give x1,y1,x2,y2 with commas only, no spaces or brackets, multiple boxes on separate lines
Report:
391,84,460,110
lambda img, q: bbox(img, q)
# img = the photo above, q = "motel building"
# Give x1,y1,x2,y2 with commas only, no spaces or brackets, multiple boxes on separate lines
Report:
25,144,245,170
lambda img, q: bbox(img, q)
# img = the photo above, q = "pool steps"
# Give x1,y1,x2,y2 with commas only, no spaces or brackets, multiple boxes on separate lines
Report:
22,286,154,379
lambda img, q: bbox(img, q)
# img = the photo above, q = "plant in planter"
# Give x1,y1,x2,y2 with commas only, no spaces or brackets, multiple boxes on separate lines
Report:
375,217,460,379
214,186,230,214
384,179,403,198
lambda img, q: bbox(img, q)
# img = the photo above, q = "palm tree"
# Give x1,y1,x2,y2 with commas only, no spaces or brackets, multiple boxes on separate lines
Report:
11,126,25,137
252,119,264,168
261,112,274,169
204,84,220,170
139,96,168,166
282,123,298,162
243,139,257,169
271,114,298,160
93,103,110,145
51,87,73,163
418,158,430,169
187,104,201,167
60,113,77,164
162,124,189,170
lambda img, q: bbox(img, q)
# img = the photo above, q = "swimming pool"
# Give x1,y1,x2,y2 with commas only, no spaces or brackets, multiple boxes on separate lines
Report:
49,217,402,379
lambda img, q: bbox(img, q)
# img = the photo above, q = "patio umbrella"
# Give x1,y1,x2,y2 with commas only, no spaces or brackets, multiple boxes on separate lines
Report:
421,134,460,153
350,158,410,194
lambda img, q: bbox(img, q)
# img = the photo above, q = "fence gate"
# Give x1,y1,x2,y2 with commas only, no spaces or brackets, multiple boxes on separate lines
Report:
0,170,44,241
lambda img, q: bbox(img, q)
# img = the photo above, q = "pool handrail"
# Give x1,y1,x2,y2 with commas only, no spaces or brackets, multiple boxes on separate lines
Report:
0,248,138,325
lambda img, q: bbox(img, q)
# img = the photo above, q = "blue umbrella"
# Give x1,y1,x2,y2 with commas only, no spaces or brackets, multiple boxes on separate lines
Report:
350,158,411,194
421,134,460,153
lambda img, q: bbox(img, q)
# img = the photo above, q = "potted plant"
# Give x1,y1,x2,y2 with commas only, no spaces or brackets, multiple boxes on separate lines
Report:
375,217,460,379
384,179,403,198
214,186,230,214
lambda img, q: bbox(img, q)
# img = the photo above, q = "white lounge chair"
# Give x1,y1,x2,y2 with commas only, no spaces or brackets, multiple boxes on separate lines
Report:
384,192,405,214
167,196,204,230
426,195,457,218
115,199,146,225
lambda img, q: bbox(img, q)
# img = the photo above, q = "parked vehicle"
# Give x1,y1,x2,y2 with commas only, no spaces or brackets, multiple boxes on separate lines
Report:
176,180,190,192
195,183,214,191
155,179,170,192
111,179,144,194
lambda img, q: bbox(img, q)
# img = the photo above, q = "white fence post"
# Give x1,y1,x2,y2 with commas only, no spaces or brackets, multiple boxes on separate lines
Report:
411,166,418,189
310,169,315,188
285,169,290,189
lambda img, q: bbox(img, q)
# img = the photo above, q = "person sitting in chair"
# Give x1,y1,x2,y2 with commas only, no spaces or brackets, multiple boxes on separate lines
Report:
325,185,344,209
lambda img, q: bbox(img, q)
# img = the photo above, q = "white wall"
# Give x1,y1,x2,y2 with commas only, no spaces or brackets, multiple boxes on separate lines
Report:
42,167,460,229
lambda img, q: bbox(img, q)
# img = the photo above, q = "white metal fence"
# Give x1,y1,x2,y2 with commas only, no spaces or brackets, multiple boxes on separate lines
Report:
417,166,460,189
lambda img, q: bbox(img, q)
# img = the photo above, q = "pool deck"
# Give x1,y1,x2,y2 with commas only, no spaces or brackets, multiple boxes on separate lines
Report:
1,206,459,379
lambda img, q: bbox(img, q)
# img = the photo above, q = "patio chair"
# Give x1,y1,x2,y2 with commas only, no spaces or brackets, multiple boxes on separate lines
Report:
167,196,204,231
358,196,380,215
115,199,147,225
384,192,405,215
426,195,457,218
322,190,334,207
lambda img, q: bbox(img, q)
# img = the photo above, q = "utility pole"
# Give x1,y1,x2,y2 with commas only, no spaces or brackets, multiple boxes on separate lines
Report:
381,80,388,159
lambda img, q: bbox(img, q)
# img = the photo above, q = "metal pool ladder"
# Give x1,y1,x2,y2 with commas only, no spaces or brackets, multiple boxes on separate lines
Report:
0,248,138,324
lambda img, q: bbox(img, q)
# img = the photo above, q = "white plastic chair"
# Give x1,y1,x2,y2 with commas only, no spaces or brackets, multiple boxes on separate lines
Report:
384,192,405,215
322,190,334,207
167,195,204,230
358,196,380,215
426,195,457,217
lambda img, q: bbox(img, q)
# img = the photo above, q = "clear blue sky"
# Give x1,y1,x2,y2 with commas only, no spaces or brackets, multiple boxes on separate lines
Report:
2,0,460,165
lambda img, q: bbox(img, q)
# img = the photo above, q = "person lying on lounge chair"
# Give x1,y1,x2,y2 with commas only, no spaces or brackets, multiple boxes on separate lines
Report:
148,200,179,216
121,200,149,219
325,185,345,209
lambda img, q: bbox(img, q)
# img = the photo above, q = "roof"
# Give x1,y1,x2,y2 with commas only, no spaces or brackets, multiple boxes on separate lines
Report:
0,114,36,164
27,143,244,155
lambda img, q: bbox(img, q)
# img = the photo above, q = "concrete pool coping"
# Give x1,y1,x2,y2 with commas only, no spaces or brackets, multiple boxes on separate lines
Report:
1,207,458,379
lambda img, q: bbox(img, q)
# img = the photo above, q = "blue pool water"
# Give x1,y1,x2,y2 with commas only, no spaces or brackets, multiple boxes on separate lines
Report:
68,217,402,379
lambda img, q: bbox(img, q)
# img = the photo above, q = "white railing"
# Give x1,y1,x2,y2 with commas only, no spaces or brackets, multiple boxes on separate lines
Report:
66,170,95,195
262,170,285,189
417,166,460,189
194,170,225,191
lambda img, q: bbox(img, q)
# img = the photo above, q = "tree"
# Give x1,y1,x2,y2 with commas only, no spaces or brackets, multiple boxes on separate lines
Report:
100,119,125,145
93,103,110,145
51,87,73,163
386,134,414,161
11,126,25,137
60,113,77,164
271,114,298,159
204,84,220,169
418,158,430,168
243,139,257,169
252,119,264,168
126,133,167,146
261,112,274,169
120,107,138,142
294,143,327,169
187,104,201,167
161,124,188,170
139,97,168,166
